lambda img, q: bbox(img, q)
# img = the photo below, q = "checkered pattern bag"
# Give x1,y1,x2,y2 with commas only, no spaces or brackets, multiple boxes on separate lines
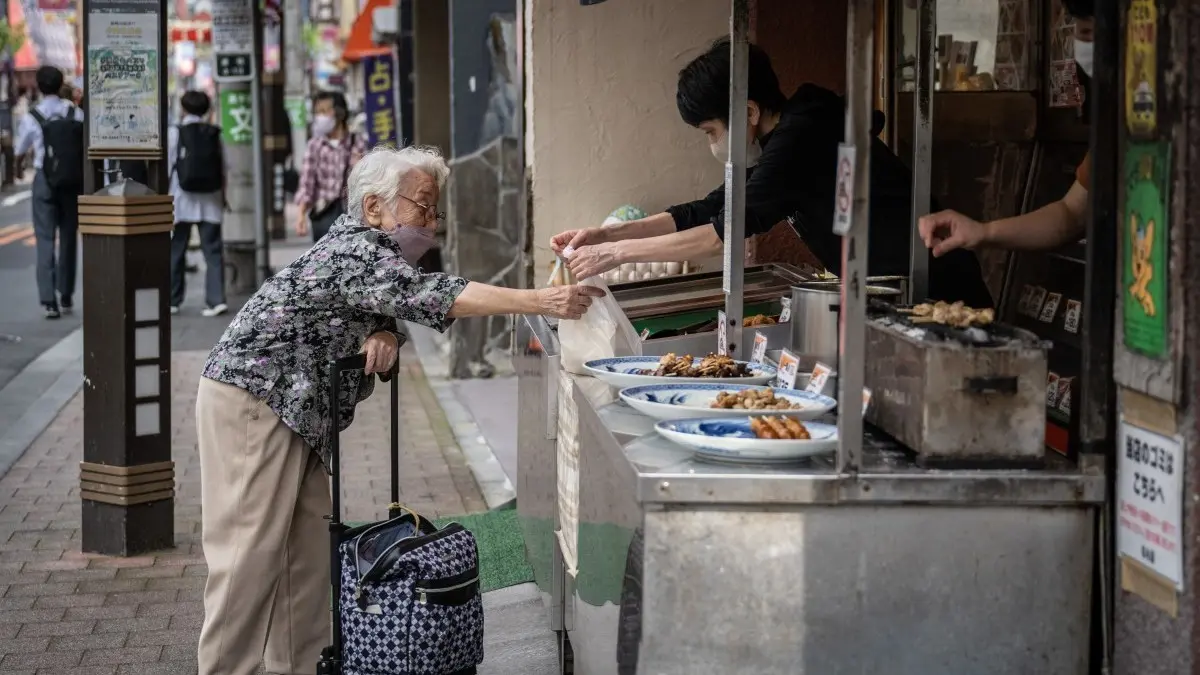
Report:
338,510,485,675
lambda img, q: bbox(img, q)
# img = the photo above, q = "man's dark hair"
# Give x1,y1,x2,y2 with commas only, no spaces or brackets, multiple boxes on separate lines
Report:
180,90,211,117
35,66,64,97
676,36,788,127
1061,0,1093,19
314,90,350,124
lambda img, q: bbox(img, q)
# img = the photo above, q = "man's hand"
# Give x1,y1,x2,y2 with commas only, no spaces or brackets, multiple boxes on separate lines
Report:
362,331,399,374
565,242,624,280
534,285,607,320
550,227,607,255
295,212,309,238
917,210,987,257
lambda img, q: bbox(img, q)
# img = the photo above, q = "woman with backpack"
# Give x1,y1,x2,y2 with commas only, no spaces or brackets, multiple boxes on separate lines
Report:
294,91,366,242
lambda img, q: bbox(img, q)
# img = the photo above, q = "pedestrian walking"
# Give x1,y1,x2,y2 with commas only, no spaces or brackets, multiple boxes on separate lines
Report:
168,90,228,317
16,66,84,319
293,91,366,242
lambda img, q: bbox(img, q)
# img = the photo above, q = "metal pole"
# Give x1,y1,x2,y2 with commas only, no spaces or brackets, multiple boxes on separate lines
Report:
251,0,268,286
721,0,750,359
908,0,934,304
836,0,874,474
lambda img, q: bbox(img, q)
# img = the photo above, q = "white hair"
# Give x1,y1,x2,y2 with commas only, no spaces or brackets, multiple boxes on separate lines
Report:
346,144,451,221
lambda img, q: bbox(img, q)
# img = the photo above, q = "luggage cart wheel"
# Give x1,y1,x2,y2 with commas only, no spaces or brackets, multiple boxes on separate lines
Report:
316,646,339,674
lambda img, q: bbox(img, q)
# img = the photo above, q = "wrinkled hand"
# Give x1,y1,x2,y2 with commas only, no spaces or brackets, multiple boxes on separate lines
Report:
565,242,624,280
295,212,309,238
550,227,607,255
535,285,607,320
917,209,986,257
362,331,399,375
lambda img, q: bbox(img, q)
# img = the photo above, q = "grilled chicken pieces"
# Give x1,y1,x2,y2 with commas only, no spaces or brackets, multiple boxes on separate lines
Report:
638,353,750,378
749,416,811,440
711,388,802,410
907,301,994,329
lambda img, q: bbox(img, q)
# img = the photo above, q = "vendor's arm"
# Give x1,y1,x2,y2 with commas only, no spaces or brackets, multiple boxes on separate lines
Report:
566,225,722,280
551,211,679,254
918,182,1087,256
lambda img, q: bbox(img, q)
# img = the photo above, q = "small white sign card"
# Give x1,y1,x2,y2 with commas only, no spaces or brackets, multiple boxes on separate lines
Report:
806,362,833,394
750,331,769,364
716,310,728,356
776,350,801,389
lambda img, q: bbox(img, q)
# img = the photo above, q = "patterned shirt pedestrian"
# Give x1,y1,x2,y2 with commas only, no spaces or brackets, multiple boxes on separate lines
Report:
202,215,468,469
295,133,369,210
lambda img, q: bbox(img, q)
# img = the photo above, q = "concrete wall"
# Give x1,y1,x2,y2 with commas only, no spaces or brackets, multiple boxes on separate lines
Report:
525,0,730,277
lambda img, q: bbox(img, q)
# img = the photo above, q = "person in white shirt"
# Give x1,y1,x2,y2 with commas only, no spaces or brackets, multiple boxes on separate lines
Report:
168,90,228,317
15,66,84,319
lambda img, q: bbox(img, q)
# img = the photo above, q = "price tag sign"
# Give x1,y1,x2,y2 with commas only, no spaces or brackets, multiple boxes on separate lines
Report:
776,350,800,389
716,310,728,356
778,297,792,323
750,331,769,364
1117,419,1184,589
1039,292,1063,323
806,362,833,394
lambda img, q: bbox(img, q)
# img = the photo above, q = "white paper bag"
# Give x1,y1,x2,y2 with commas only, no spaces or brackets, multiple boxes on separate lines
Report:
558,276,642,375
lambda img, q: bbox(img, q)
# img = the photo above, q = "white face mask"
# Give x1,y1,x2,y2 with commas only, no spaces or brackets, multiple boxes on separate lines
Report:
1073,38,1094,78
710,128,762,167
312,114,336,137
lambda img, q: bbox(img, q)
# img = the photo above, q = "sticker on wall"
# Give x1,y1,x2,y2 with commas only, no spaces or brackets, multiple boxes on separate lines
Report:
1122,141,1170,359
1125,0,1159,138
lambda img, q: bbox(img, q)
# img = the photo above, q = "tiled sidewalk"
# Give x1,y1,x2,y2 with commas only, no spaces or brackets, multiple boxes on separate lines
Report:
0,346,487,673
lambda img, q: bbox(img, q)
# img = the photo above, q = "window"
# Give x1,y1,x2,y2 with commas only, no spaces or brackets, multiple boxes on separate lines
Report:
896,0,1038,92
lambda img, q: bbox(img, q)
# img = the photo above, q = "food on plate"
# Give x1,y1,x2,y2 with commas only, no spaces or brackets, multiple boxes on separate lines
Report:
749,416,811,440
743,314,777,327
637,353,751,378
711,388,802,410
906,301,995,328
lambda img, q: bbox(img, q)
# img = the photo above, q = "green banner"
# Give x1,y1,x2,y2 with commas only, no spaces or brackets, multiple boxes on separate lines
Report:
284,95,307,131
1122,140,1170,358
220,89,253,146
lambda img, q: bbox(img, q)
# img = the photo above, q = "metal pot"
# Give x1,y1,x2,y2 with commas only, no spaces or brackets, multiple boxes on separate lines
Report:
788,280,903,370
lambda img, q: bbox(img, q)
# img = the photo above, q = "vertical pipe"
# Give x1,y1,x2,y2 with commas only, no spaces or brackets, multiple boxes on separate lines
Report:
908,0,934,304
836,0,874,474
722,0,749,358
251,0,269,286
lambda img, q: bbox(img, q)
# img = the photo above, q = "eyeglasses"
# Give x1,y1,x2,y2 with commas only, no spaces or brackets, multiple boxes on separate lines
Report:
400,195,446,223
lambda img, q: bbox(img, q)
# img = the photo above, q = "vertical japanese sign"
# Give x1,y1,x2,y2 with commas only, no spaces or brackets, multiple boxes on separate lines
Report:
220,89,253,146
1122,141,1170,358
86,6,161,151
212,0,255,81
1117,419,1184,589
363,53,398,148
1125,0,1158,139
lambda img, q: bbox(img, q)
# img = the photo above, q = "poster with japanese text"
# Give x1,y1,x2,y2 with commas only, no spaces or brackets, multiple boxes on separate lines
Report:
362,53,398,149
1122,141,1170,358
87,13,161,150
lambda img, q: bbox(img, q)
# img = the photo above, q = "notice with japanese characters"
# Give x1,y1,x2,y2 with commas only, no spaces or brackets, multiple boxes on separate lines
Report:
362,52,398,148
1117,419,1184,589
87,13,161,150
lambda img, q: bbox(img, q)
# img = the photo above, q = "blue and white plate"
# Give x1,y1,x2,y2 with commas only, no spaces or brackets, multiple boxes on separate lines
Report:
655,417,838,460
582,356,777,389
619,383,835,421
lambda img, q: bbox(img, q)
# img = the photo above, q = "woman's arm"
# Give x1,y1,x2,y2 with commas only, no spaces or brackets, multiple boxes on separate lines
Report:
448,282,541,317
294,138,319,211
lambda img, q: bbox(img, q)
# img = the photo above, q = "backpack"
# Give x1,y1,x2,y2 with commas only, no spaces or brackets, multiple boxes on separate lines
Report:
29,106,83,193
174,123,224,193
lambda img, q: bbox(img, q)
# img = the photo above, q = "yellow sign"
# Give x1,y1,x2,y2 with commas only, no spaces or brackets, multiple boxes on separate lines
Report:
1125,0,1158,138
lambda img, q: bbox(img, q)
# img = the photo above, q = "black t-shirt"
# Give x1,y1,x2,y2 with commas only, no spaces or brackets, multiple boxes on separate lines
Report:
667,84,993,308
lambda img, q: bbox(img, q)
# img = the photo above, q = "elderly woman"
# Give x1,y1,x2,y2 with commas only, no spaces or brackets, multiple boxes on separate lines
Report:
194,145,602,675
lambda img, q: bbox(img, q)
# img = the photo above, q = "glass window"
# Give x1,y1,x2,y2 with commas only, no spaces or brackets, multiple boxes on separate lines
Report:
896,0,1038,92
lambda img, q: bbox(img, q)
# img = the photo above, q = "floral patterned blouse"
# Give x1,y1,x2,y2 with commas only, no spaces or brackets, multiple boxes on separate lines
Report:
203,215,469,471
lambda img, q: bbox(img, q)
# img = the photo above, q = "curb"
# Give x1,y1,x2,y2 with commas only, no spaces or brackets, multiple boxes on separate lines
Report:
0,328,84,478
405,323,515,510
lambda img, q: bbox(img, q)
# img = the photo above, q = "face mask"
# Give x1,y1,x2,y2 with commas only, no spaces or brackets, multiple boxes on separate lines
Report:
386,224,438,266
312,114,336,137
1073,38,1094,78
710,129,762,168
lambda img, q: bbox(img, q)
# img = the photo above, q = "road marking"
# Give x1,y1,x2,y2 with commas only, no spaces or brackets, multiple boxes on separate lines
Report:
1,191,31,208
0,225,33,246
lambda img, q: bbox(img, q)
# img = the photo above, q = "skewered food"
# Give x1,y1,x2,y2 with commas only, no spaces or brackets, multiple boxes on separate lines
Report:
637,353,751,378
743,314,777,327
711,388,802,410
906,301,995,328
749,416,811,440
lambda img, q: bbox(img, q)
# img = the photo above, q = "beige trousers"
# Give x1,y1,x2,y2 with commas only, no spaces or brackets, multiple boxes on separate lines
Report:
196,378,331,675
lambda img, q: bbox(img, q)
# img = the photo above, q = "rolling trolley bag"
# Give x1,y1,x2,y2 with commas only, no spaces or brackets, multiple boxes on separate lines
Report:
318,354,485,675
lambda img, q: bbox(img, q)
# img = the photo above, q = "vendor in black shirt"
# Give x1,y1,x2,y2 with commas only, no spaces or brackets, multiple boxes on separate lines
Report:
551,37,993,309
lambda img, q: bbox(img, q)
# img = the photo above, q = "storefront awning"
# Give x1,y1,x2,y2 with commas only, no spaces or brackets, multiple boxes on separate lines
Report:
341,0,392,62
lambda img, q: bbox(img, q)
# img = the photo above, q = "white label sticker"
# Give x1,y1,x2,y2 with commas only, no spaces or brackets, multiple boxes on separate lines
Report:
1117,420,1184,589
778,297,792,323
806,362,833,394
751,332,769,364
776,350,801,389
832,144,856,235
716,310,728,356
1039,292,1063,323
1063,299,1082,333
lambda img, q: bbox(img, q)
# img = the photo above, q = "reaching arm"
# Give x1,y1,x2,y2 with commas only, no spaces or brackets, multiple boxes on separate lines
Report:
447,282,540,317
983,181,1089,250
594,211,679,243
615,224,723,265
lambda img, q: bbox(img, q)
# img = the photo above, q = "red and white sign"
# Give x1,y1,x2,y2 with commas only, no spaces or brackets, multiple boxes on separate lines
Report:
832,144,856,235
776,350,801,390
1117,419,1184,589
750,331,768,364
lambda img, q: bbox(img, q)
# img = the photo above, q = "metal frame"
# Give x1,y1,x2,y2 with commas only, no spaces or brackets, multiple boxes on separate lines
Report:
907,0,935,304
720,0,750,358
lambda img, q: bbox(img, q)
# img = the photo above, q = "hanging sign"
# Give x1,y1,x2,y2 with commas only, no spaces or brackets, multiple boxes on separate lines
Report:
1122,141,1170,358
1125,0,1159,138
220,88,253,146
212,0,255,81
363,53,399,148
1117,419,1183,589
832,144,856,235
750,331,768,365
716,311,728,356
